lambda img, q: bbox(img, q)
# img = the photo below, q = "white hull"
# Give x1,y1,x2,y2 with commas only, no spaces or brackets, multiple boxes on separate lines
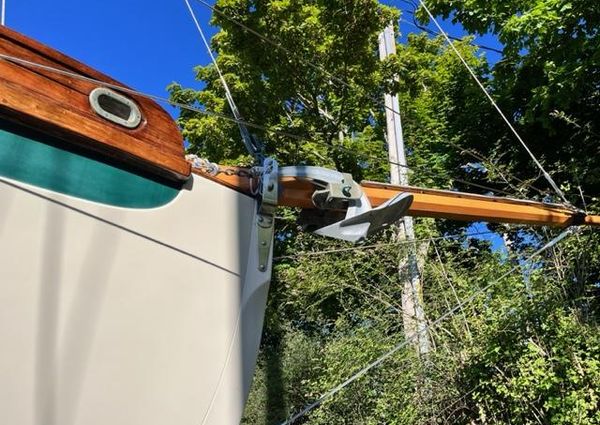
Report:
0,174,271,424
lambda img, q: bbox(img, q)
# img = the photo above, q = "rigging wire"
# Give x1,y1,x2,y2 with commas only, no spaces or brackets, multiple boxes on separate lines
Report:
191,0,549,200
399,0,556,198
273,230,496,261
416,0,572,207
0,53,523,197
390,26,539,196
402,0,590,204
183,0,263,160
278,227,576,425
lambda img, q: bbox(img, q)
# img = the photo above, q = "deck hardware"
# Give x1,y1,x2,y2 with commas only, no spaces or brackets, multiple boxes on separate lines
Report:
279,166,413,242
89,87,142,129
257,157,278,272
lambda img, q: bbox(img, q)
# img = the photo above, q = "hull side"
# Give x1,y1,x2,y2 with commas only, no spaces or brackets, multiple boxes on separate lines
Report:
0,172,270,424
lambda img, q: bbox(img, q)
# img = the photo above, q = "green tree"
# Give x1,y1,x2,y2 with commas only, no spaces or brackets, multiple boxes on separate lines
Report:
417,0,600,203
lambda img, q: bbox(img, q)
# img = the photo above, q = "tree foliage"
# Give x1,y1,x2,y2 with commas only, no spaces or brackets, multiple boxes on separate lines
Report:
419,0,600,203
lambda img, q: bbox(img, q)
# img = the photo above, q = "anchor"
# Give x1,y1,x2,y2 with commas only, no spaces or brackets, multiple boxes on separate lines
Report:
279,166,413,242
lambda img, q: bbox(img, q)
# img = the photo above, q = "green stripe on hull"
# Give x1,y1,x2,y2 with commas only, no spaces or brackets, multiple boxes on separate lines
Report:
0,121,181,208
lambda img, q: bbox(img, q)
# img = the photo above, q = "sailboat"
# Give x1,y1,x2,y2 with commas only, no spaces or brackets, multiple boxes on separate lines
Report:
0,24,598,425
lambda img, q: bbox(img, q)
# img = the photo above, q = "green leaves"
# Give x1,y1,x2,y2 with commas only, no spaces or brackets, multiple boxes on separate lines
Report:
467,310,600,424
421,0,600,205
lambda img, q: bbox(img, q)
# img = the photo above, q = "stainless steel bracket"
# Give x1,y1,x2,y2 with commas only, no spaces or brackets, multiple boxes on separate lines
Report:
257,157,278,272
278,166,362,208
279,166,413,243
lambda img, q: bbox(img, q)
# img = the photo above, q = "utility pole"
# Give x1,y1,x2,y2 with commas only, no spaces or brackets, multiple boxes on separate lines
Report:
378,24,431,358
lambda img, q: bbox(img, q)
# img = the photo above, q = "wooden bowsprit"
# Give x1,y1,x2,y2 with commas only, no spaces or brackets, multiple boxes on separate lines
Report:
195,165,600,232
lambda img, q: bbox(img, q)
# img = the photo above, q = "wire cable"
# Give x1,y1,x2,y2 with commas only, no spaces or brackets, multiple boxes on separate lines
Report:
184,0,262,160
397,0,553,199
416,0,571,207
397,0,504,53
278,226,576,424
193,0,349,91
399,17,503,54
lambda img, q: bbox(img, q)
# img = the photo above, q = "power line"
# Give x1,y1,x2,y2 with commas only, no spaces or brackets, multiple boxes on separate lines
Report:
279,227,576,424
192,0,348,91
397,0,503,53
398,17,503,54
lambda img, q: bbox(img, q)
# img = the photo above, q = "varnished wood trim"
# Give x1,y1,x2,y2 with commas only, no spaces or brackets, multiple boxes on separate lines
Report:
193,165,599,228
0,26,189,180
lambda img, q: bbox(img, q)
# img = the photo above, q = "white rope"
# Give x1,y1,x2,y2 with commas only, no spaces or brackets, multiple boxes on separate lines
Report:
185,154,220,176
183,0,261,160
416,0,571,207
279,227,576,424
